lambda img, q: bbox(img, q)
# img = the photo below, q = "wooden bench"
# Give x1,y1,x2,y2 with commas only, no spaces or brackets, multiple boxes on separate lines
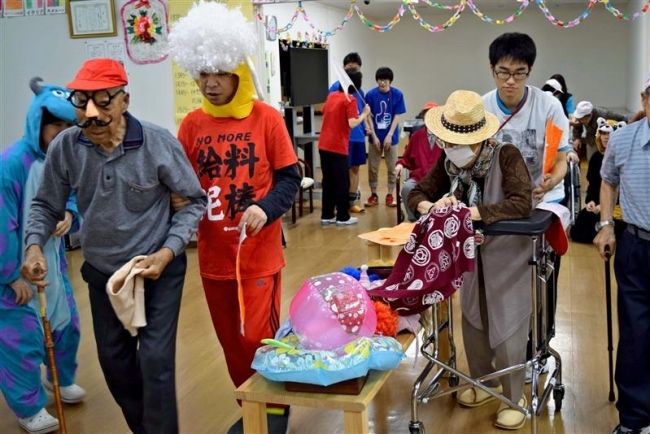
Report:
234,332,416,434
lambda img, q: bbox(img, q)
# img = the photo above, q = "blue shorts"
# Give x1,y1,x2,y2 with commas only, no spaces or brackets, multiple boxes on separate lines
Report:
348,141,367,167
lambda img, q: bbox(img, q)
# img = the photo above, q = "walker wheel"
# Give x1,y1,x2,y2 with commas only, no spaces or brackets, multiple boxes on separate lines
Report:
408,422,425,434
448,375,459,387
553,384,565,412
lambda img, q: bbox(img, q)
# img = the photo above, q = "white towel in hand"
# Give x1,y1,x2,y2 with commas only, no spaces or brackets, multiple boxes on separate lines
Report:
106,255,148,336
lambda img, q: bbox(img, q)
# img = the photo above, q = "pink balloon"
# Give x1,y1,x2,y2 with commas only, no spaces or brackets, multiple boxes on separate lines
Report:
290,272,377,350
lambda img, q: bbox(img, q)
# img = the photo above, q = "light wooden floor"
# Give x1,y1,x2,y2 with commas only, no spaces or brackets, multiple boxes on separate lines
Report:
1,163,621,434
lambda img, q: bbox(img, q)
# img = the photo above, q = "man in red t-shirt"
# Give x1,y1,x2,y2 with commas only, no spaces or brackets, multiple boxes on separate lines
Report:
169,4,300,431
319,70,370,226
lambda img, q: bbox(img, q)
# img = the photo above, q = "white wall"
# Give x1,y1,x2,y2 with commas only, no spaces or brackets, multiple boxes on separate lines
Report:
263,3,632,120
0,11,175,149
1,2,649,151
628,0,650,112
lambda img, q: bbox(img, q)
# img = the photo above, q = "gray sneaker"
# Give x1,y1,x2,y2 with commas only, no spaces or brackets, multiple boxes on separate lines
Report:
321,217,337,225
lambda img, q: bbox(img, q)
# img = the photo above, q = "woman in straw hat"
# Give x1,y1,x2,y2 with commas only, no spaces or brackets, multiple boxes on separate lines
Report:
408,90,533,430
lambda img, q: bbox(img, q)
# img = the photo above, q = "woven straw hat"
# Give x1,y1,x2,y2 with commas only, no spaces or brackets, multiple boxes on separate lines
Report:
425,90,499,146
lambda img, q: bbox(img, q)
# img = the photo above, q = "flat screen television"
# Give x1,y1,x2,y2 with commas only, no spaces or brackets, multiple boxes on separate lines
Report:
281,45,329,107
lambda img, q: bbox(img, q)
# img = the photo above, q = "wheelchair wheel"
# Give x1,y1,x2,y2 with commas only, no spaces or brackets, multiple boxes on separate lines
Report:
553,384,565,412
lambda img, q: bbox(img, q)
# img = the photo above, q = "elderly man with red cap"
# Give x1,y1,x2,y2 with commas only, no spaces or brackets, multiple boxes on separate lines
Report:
21,58,207,434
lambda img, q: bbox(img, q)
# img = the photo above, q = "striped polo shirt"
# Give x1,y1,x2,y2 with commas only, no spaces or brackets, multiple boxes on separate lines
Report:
600,118,650,231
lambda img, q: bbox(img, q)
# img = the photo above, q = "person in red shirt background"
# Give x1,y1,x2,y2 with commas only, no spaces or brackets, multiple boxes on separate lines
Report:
394,102,442,221
318,70,370,226
169,3,300,432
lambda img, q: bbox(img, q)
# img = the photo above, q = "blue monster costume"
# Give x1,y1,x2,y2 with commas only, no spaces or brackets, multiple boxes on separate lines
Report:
0,78,81,418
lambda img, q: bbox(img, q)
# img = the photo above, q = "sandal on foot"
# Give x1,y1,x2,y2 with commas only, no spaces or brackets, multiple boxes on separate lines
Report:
495,396,527,430
457,385,503,408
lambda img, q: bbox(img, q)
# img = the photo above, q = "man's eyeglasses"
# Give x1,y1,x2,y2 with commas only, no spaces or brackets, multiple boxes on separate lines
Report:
68,89,125,109
493,69,530,81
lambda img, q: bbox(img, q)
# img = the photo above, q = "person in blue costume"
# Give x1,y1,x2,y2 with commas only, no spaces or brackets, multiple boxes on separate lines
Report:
0,78,86,434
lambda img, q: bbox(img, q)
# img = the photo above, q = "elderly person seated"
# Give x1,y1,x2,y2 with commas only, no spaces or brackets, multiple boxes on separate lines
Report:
408,90,533,430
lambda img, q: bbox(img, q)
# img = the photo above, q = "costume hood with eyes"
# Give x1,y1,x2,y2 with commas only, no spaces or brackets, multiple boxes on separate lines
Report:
168,1,263,119
0,78,79,330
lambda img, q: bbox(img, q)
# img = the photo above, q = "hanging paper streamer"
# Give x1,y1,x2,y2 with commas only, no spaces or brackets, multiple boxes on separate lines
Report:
256,4,300,33
601,0,650,20
256,1,353,40
406,0,465,33
300,1,355,39
120,0,169,64
354,2,405,32
253,0,650,36
468,0,529,25
536,0,597,28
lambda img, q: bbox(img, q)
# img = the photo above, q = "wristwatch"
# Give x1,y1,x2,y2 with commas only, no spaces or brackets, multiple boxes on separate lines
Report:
595,219,615,232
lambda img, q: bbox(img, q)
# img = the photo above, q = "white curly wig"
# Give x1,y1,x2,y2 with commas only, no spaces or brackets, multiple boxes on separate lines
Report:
168,1,257,78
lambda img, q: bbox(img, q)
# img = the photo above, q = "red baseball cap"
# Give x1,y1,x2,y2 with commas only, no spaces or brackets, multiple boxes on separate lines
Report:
67,58,128,91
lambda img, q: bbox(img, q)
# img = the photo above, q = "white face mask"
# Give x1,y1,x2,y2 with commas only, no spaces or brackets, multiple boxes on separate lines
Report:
445,146,476,168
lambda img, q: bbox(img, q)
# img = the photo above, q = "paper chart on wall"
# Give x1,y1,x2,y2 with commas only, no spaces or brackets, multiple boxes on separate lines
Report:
84,40,127,65
45,0,64,15
24,0,44,16
85,41,107,58
106,41,126,64
3,0,24,17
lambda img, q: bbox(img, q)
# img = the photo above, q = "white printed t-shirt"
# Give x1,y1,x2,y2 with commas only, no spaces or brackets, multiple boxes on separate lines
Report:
483,85,570,203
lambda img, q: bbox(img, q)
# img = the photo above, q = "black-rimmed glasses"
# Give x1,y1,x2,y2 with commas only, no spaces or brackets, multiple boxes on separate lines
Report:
68,89,125,109
493,69,530,81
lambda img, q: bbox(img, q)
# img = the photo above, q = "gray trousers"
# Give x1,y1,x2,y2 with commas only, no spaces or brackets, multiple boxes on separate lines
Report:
461,275,529,401
368,143,397,193
400,177,418,221
82,255,186,434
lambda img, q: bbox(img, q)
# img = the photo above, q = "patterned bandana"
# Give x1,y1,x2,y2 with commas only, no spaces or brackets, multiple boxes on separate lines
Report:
367,207,475,315
445,140,496,207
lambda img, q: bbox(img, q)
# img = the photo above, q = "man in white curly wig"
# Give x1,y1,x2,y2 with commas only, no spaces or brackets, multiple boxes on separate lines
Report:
169,3,300,433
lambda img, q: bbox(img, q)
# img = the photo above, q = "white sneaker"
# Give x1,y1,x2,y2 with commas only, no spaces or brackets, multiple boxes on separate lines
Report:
320,217,337,225
525,357,551,384
336,217,359,226
44,379,86,404
18,408,59,434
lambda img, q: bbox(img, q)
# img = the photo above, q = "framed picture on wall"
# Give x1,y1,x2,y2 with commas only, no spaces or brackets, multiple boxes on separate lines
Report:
67,0,117,38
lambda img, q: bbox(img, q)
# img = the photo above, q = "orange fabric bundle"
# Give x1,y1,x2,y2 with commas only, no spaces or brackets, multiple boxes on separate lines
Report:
373,301,399,337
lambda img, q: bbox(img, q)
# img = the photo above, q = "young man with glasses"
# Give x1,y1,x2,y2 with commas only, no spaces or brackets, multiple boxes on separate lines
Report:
21,58,207,434
482,32,570,389
483,32,569,205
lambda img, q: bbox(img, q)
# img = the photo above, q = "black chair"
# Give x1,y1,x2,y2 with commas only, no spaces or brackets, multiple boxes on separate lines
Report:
291,158,314,224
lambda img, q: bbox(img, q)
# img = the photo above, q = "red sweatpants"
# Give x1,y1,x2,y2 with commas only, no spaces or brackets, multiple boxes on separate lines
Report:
202,273,281,389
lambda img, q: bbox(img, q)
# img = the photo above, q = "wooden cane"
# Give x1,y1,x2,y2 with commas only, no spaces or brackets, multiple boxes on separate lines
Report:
37,284,67,434
603,247,616,403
